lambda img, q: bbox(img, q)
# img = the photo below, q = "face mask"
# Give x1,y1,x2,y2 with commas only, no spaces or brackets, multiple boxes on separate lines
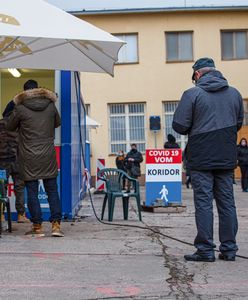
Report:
241,142,246,146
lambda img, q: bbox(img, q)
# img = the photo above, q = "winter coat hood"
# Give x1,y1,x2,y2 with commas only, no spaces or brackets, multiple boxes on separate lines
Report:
196,70,229,92
14,88,57,111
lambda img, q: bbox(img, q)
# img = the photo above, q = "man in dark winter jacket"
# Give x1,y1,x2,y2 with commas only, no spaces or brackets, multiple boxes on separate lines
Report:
164,134,180,149
173,57,243,262
124,144,143,190
6,79,63,237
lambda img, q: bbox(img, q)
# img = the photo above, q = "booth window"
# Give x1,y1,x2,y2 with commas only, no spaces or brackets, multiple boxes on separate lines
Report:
165,31,193,62
221,30,248,60
163,101,187,149
108,103,146,154
114,33,138,64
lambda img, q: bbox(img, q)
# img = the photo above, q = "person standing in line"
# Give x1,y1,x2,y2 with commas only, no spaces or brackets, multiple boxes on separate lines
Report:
0,104,28,223
124,144,143,191
173,57,243,262
163,134,180,149
115,150,126,171
237,138,248,192
6,79,63,237
115,150,126,189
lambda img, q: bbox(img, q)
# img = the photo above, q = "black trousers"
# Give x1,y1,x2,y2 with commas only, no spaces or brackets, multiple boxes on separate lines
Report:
191,169,238,256
239,165,248,191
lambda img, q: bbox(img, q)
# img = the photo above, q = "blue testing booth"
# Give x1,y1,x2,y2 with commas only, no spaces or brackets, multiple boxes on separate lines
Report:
8,71,88,221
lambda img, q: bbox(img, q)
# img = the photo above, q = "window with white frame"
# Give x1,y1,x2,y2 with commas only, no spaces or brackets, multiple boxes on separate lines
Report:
166,31,193,62
221,30,248,60
243,99,248,126
114,34,138,63
109,103,146,154
164,101,187,149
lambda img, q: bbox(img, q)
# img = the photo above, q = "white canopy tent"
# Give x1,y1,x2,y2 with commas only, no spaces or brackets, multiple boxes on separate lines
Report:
86,115,101,129
0,0,124,75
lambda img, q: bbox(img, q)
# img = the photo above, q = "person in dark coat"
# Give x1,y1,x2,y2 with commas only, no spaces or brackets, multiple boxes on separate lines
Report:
237,138,248,192
2,100,15,118
115,150,126,189
0,112,27,223
124,144,143,191
164,134,180,149
1,100,28,223
115,150,126,171
173,57,243,262
6,79,63,237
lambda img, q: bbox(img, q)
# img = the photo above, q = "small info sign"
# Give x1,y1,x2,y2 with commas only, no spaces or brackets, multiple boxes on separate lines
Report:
145,149,182,206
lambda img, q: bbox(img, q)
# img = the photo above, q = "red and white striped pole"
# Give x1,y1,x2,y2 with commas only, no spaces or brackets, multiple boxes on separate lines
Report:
96,158,105,192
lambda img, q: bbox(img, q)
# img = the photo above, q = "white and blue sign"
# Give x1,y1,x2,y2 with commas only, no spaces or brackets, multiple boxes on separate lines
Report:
145,149,182,206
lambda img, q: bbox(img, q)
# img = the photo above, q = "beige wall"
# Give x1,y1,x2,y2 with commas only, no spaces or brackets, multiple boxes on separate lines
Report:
79,10,248,176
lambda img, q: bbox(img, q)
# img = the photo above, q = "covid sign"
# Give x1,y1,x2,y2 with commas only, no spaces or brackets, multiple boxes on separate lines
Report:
145,149,182,206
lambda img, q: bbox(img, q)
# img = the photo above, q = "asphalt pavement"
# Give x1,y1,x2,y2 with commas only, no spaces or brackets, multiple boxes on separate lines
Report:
0,183,248,300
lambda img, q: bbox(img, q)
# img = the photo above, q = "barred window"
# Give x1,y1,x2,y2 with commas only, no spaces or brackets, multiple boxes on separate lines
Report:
164,101,187,149
114,34,138,64
166,32,193,62
243,99,248,126
221,31,248,60
109,103,146,154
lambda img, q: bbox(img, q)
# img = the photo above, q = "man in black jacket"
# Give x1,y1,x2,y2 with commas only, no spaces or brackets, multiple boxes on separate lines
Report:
173,57,243,262
124,144,143,191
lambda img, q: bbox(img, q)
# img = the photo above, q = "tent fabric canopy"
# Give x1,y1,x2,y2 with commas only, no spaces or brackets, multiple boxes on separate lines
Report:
86,115,101,129
0,0,124,75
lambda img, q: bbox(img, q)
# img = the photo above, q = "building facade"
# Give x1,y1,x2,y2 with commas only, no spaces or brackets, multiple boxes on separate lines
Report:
75,7,248,180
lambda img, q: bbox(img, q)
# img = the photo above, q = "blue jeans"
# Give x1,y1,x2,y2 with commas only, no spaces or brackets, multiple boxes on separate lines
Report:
25,178,62,224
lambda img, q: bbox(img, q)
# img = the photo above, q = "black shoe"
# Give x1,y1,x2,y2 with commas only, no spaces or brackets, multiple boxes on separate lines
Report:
184,252,215,262
218,253,236,261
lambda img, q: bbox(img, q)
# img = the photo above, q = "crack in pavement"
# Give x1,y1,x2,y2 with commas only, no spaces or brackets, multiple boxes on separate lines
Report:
129,204,198,299
137,219,198,299
156,234,198,300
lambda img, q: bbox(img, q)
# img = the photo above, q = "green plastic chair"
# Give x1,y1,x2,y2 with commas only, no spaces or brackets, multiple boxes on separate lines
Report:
0,170,12,237
97,168,142,222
